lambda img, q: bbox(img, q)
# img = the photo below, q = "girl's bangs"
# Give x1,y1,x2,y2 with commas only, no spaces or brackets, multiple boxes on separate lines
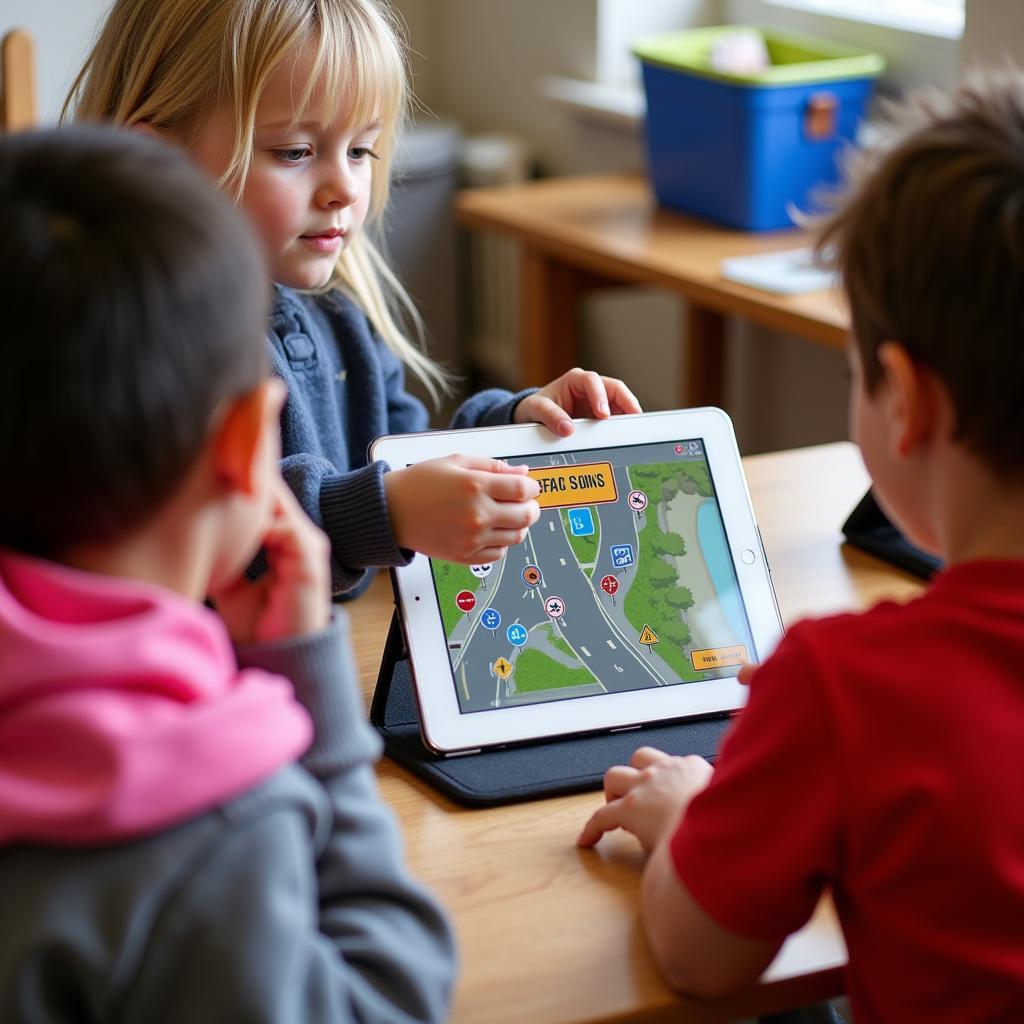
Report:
302,2,405,140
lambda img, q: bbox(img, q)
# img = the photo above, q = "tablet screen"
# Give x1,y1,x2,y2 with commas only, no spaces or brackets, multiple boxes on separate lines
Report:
429,438,756,714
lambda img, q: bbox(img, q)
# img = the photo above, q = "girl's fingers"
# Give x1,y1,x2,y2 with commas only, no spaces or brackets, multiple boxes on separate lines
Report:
483,470,541,502
604,377,643,414
475,527,532,553
462,545,507,565
459,454,530,475
570,369,610,417
530,395,575,436
481,499,540,532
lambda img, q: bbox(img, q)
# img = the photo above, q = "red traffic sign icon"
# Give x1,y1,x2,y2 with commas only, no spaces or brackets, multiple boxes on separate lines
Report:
455,590,476,614
627,489,648,513
600,574,619,597
544,595,566,619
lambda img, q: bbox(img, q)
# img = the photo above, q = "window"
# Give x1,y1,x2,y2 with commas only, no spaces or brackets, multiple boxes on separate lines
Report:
759,0,963,39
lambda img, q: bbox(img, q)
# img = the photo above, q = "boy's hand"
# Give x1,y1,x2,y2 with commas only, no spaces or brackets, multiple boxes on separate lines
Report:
514,368,642,437
386,454,541,564
737,661,760,685
577,746,713,853
210,476,331,646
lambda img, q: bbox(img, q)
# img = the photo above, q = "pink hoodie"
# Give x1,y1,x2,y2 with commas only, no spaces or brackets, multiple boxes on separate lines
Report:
0,550,313,845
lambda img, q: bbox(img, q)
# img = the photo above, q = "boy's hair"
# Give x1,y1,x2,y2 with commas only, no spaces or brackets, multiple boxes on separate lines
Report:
0,126,268,558
66,0,450,404
817,74,1024,478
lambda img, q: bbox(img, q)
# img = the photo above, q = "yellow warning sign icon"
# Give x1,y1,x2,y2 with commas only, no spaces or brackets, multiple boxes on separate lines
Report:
638,624,660,646
493,657,514,679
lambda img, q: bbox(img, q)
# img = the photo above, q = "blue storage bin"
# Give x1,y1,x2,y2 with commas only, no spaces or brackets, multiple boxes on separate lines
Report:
634,26,884,231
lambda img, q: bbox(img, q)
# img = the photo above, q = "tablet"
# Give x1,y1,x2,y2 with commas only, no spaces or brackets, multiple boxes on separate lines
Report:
370,408,783,754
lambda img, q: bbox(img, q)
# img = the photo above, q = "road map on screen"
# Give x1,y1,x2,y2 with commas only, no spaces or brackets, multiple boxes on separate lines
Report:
429,439,757,714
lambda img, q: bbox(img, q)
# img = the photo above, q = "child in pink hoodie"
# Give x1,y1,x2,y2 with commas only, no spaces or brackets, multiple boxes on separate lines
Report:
0,125,454,1023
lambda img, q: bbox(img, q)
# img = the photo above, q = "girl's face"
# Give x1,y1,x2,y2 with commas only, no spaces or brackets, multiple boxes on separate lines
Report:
191,45,382,290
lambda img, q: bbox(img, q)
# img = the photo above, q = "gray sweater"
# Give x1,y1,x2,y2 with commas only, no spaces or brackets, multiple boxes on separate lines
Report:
0,614,457,1024
270,286,534,595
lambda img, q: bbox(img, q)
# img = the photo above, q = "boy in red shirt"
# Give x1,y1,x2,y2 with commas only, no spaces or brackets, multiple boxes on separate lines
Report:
577,76,1024,1023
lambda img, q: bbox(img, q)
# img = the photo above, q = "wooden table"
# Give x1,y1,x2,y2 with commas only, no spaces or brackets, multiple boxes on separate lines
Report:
455,173,850,408
347,442,924,1023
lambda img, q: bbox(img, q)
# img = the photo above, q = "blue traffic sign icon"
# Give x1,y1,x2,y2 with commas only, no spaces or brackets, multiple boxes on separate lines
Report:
481,608,502,631
610,543,635,569
506,623,528,647
568,507,595,536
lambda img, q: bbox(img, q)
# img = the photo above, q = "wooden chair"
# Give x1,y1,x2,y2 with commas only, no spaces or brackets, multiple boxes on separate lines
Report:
1,28,36,132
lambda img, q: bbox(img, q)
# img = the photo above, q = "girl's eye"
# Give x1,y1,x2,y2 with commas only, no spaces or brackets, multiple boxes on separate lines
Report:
273,147,311,163
350,146,381,162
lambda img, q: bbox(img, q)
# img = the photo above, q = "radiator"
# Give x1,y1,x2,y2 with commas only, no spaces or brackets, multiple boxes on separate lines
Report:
460,134,531,387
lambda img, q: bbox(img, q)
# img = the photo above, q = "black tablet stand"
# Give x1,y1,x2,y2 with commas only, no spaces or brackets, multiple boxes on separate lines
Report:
841,489,941,580
370,605,733,808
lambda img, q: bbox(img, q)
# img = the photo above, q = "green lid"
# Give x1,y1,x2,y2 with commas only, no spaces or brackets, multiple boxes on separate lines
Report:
632,24,885,87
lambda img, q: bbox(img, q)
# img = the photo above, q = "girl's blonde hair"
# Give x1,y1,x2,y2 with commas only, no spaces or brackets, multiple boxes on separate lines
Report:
65,0,449,404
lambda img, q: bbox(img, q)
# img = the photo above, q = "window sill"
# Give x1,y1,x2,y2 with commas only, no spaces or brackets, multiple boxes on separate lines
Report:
538,75,644,129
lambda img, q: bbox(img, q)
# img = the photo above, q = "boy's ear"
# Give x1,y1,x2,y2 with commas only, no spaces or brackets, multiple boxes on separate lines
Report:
213,378,286,496
876,342,941,459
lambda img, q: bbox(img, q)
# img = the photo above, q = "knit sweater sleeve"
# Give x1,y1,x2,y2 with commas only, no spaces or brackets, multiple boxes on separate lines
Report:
280,454,411,596
119,615,457,1024
306,337,430,592
450,385,538,429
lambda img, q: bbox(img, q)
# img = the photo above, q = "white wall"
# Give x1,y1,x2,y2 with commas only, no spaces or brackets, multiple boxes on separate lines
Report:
400,0,612,176
3,0,109,123
961,0,1024,74
395,0,717,176
597,0,719,87
392,0,442,112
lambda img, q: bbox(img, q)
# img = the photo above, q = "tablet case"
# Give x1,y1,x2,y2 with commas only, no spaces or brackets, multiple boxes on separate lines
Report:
841,489,941,580
371,605,733,808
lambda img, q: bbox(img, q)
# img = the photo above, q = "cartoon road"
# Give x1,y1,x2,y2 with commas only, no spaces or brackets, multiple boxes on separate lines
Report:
432,441,755,713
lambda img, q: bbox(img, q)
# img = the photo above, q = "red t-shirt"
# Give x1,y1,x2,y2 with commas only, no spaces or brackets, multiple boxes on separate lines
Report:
671,560,1024,1023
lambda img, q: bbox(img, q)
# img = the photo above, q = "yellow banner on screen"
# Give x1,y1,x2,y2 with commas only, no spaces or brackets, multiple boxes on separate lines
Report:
527,462,618,509
690,645,749,672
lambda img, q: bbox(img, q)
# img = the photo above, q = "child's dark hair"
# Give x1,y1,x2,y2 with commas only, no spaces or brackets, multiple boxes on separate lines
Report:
817,73,1024,477
0,125,269,557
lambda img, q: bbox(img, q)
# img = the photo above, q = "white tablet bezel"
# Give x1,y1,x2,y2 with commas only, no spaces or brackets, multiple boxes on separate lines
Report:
371,408,783,754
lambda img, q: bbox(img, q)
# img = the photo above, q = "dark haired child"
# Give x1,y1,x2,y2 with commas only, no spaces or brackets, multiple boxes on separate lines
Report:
0,125,455,1024
578,75,1024,1023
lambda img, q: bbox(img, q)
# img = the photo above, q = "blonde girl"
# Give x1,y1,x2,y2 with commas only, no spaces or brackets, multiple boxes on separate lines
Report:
68,0,642,594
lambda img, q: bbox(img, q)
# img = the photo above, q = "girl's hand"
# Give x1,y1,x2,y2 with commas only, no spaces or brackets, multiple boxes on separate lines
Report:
577,746,713,853
210,476,331,646
514,368,642,437
386,454,541,563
